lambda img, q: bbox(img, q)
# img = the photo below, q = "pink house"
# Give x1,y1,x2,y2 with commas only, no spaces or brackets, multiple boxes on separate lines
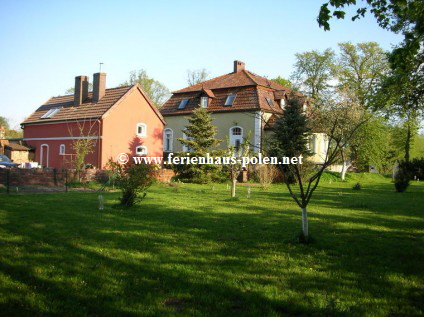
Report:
22,73,165,169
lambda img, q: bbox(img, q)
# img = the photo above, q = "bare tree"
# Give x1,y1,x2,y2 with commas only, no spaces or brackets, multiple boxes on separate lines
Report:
187,69,210,86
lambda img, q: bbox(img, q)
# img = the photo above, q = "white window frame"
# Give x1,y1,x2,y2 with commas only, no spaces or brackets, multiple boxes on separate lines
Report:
59,144,65,155
224,94,236,106
136,146,148,156
280,98,286,109
40,144,49,167
163,128,173,152
229,126,244,147
182,132,192,153
40,107,62,119
200,96,209,108
136,123,147,137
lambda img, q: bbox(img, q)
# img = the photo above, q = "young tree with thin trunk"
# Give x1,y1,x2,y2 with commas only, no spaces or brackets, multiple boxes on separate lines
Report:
226,132,251,198
269,93,367,242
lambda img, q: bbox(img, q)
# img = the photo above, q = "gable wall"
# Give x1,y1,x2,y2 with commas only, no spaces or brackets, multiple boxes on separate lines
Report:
101,88,164,167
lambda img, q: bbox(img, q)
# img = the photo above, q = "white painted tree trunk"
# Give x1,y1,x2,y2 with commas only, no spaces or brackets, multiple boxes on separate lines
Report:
301,207,308,240
341,161,351,181
231,178,237,198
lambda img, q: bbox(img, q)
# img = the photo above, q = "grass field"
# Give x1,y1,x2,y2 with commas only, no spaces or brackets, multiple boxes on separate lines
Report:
0,174,423,316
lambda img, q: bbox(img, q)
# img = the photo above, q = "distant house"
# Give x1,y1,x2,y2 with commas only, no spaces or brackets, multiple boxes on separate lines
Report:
160,61,327,163
22,73,165,169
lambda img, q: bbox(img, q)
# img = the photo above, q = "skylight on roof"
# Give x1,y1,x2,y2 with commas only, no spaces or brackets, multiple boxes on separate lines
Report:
224,94,236,106
40,107,62,119
178,99,189,109
266,98,274,107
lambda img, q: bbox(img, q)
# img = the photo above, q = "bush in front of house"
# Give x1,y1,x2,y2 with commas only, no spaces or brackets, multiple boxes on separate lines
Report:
108,159,155,207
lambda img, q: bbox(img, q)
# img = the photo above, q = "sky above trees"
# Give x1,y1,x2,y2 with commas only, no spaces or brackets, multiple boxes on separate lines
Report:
0,0,402,128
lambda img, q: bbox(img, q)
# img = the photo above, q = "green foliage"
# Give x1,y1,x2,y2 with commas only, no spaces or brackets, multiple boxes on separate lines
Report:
121,69,170,108
173,108,223,184
336,42,389,108
269,97,312,159
270,76,293,89
350,115,396,173
317,0,424,115
290,48,335,106
394,163,411,193
108,160,154,207
352,182,361,190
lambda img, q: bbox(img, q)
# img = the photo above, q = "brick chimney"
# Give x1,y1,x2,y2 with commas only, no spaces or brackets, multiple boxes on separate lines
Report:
74,75,89,107
234,60,245,73
93,72,106,103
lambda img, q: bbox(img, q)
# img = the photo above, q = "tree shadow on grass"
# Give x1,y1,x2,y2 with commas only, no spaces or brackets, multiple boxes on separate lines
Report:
0,189,423,316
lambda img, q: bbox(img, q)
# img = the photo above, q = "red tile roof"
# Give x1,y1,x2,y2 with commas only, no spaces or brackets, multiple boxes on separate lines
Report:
161,67,306,116
173,70,290,93
22,85,165,125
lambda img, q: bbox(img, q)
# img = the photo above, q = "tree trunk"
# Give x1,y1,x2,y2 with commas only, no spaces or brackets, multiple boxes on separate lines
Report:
301,207,309,241
405,122,411,163
340,161,351,181
231,178,237,198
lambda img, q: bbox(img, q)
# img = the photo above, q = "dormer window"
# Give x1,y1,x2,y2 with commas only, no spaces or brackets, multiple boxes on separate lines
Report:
178,99,189,109
266,98,274,108
40,107,62,119
200,97,208,108
224,94,236,106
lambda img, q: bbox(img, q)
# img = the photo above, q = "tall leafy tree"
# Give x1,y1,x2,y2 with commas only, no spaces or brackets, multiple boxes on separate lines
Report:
317,0,424,110
0,116,10,130
121,70,170,108
290,48,335,106
336,42,390,108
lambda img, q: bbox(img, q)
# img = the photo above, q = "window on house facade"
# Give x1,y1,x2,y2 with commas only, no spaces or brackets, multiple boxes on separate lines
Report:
178,99,189,109
59,144,65,155
40,107,62,119
224,94,236,106
229,126,243,151
200,97,209,108
136,146,147,156
266,98,274,108
164,128,173,152
136,123,147,137
182,132,192,152
280,98,286,109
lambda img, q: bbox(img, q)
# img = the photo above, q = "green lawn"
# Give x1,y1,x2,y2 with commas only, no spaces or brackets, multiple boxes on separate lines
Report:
0,175,423,316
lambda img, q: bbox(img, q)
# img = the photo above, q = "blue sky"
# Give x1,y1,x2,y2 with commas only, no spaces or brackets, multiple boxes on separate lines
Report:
0,0,402,129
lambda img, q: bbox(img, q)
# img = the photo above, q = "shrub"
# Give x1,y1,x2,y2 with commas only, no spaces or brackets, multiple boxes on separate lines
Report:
254,164,279,189
170,152,226,184
352,182,361,190
108,159,154,207
394,167,410,192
